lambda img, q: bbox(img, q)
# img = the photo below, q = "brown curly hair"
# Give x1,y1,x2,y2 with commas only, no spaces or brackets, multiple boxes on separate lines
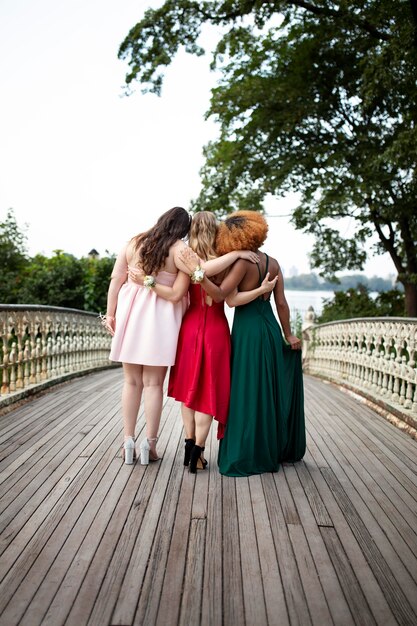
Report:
133,206,191,275
215,210,268,254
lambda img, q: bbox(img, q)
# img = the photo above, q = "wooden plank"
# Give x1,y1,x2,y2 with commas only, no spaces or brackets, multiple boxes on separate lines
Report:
201,426,223,626
311,402,417,588
322,467,417,625
287,522,333,625
236,476,268,626
18,455,124,626
179,518,206,626
249,475,289,626
320,526,376,626
313,391,417,537
79,400,180,626
133,429,187,626
284,464,354,626
0,402,121,552
301,447,397,626
107,401,185,626
153,457,194,626
222,476,245,625
274,465,300,525
261,472,312,625
293,461,333,527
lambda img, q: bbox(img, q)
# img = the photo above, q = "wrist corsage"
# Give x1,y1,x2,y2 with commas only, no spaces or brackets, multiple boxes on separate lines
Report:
144,275,156,289
190,265,205,283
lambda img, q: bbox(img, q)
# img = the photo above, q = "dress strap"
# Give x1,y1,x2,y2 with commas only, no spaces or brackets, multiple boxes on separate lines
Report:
263,254,269,281
256,262,262,287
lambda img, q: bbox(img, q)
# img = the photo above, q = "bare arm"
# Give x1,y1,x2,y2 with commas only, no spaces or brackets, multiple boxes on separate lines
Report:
128,267,190,303
104,246,129,335
199,260,249,303
153,271,190,303
174,245,259,277
273,266,301,350
226,273,278,307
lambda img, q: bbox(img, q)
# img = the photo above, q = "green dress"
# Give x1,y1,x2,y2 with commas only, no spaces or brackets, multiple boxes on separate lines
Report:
218,255,306,477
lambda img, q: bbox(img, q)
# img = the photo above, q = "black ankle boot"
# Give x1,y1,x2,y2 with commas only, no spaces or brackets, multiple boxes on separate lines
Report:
184,438,195,466
189,445,207,473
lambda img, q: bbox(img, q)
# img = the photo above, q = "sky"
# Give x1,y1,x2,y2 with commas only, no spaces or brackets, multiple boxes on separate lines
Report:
0,0,395,278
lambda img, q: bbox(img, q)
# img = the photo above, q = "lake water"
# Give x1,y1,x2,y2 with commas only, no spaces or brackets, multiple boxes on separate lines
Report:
285,289,333,316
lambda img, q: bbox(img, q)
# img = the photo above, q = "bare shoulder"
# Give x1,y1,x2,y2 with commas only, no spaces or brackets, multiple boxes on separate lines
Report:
265,253,280,272
125,239,139,265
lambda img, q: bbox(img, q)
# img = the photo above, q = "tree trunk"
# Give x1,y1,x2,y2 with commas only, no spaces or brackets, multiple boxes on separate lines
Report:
403,282,417,317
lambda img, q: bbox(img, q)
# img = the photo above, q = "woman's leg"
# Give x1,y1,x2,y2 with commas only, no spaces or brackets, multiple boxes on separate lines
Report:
142,365,167,457
122,363,144,438
189,411,213,472
195,411,213,448
181,404,196,440
181,404,196,466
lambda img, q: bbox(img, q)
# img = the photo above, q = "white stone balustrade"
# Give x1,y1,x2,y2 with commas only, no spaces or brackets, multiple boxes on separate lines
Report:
0,305,114,401
302,315,417,428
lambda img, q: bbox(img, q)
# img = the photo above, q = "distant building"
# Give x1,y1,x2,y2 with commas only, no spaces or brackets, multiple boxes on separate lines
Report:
88,249,99,259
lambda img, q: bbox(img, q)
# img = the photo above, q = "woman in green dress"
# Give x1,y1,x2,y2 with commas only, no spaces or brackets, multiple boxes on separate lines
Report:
189,210,305,477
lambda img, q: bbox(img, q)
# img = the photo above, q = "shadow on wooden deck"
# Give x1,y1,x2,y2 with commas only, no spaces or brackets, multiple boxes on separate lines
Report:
0,370,416,626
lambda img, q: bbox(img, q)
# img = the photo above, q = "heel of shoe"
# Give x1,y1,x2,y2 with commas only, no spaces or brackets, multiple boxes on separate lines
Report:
184,438,195,466
123,437,135,465
140,438,150,465
189,444,205,474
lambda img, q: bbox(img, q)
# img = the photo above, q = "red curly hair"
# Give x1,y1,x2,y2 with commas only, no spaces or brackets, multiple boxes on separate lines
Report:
215,210,268,254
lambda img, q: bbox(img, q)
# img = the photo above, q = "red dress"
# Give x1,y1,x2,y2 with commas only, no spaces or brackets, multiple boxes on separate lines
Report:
168,283,231,438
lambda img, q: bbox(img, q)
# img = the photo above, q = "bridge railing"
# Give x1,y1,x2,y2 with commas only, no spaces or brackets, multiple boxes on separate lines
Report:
0,305,113,404
302,315,417,429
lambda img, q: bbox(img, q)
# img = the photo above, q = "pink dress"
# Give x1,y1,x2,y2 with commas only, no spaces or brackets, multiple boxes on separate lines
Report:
109,268,186,366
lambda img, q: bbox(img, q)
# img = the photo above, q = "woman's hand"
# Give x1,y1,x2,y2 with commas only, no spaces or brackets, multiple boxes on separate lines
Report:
100,314,116,336
128,268,145,285
260,272,278,294
285,334,302,350
178,246,200,273
237,250,260,263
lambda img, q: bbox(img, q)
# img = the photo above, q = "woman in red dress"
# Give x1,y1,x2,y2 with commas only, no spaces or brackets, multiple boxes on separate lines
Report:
168,212,277,472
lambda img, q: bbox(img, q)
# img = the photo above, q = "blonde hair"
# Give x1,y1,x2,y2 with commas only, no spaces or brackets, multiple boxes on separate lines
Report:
189,211,218,261
215,210,268,254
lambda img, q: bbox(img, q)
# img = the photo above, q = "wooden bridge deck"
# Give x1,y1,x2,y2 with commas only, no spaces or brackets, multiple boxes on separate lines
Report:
0,369,416,626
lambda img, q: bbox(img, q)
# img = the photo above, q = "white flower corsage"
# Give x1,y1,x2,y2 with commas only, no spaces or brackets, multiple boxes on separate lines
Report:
190,265,205,283
144,275,156,289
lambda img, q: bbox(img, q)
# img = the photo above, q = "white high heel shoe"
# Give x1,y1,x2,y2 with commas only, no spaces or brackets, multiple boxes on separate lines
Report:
140,438,150,465
123,437,136,465
140,437,159,465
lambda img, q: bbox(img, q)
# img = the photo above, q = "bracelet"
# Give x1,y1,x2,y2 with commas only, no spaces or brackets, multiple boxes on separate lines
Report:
190,265,205,283
144,275,156,289
98,313,115,327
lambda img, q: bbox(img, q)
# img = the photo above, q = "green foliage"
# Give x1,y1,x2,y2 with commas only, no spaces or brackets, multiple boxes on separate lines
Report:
18,252,86,309
0,211,115,312
0,209,28,303
318,286,405,323
81,254,116,313
119,0,417,314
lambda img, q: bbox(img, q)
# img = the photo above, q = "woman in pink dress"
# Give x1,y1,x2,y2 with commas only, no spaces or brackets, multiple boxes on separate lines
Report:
104,207,191,465
104,207,261,465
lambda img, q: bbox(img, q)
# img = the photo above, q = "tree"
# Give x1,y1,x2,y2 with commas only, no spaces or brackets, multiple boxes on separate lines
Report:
318,286,405,323
81,254,116,313
18,252,86,309
0,209,29,303
119,1,417,315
